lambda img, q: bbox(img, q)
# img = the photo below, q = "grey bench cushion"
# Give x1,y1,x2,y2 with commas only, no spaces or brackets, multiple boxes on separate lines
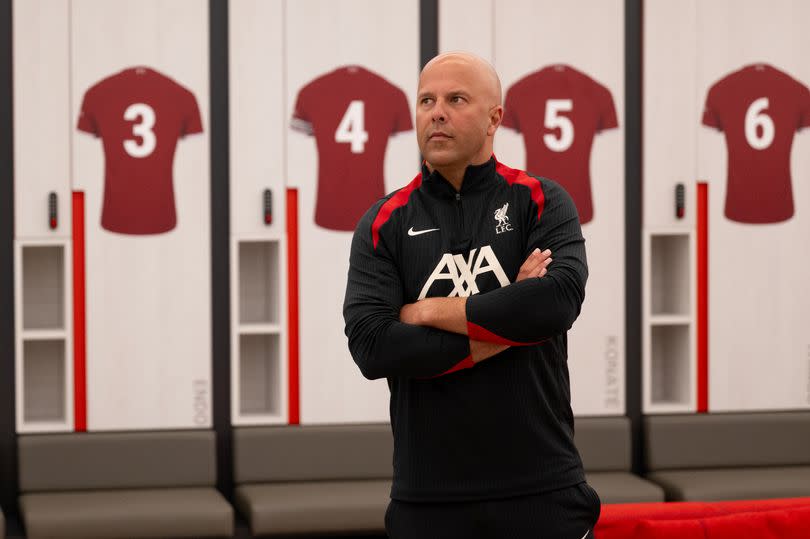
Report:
19,430,216,492
234,424,393,483
235,480,390,535
647,466,810,502
586,472,665,504
20,488,233,538
645,412,810,470
575,416,632,472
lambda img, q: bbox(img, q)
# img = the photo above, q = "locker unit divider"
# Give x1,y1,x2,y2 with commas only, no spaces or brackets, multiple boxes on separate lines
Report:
15,240,74,433
643,230,696,413
230,236,288,426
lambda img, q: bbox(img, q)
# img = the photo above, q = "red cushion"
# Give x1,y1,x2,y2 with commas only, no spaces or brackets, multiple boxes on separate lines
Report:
595,498,810,539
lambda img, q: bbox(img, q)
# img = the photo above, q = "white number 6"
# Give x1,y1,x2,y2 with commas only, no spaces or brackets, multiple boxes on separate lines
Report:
745,97,774,151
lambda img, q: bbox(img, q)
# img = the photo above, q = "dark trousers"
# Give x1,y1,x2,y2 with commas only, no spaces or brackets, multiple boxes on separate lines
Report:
385,482,601,539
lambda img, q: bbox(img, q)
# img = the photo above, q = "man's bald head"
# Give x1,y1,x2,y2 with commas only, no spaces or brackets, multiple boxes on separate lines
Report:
420,52,502,106
415,51,505,187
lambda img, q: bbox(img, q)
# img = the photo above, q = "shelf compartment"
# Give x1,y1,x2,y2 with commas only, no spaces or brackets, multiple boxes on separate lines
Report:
650,234,690,316
22,245,65,330
238,333,282,416
239,241,280,325
23,339,66,423
650,324,691,405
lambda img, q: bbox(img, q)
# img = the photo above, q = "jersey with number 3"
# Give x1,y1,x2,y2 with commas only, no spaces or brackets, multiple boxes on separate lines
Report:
77,66,203,234
291,65,413,231
702,64,810,224
502,64,618,224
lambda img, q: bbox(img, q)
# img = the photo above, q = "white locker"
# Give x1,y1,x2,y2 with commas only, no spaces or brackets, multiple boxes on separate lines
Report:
440,0,626,416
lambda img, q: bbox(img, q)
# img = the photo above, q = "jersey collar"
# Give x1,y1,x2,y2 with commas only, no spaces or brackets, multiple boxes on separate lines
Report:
421,156,497,197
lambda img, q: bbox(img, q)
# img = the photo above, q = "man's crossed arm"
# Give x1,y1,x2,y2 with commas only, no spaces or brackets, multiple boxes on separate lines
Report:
399,248,552,364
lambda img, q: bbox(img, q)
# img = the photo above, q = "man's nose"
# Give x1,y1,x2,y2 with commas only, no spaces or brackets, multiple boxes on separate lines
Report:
431,100,447,122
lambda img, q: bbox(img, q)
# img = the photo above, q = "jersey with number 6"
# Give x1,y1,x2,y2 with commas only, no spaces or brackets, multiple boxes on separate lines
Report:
502,64,618,224
77,66,203,234
291,65,413,231
702,64,810,224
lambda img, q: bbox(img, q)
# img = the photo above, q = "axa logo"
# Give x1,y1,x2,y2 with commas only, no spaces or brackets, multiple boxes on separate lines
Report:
418,245,509,300
495,203,513,234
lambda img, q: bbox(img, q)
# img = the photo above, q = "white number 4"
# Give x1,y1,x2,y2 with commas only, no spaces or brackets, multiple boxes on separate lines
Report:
335,100,369,154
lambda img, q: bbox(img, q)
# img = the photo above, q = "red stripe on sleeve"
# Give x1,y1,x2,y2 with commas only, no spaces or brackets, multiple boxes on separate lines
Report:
495,160,545,221
371,173,422,249
428,355,475,378
467,321,546,347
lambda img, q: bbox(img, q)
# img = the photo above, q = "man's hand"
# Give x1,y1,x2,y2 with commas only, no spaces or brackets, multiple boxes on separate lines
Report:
469,340,509,364
517,248,552,282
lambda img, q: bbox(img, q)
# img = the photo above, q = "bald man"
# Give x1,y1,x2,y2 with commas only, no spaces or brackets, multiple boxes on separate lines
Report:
344,52,599,538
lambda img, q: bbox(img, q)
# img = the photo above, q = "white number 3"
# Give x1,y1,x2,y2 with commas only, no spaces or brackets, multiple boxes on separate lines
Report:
123,103,157,158
335,100,369,154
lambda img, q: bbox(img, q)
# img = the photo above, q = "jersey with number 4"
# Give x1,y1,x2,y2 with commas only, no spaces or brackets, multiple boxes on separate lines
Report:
77,66,203,235
291,65,413,231
702,63,810,224
502,64,618,225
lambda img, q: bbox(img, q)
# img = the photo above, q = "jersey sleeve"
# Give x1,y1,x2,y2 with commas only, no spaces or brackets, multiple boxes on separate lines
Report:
501,85,520,132
799,84,810,130
290,85,314,135
182,90,204,136
343,198,473,380
702,83,723,130
76,88,100,136
597,83,619,131
465,177,588,345
392,86,413,134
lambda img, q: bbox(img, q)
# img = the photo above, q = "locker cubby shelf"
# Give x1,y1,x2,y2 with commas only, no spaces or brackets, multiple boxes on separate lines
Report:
239,240,280,325
643,230,696,413
650,233,690,316
238,333,282,416
231,237,288,425
23,339,66,423
650,324,691,405
22,244,66,330
15,239,74,432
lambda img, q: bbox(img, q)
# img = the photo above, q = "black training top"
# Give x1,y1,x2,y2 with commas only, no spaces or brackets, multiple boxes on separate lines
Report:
343,156,588,502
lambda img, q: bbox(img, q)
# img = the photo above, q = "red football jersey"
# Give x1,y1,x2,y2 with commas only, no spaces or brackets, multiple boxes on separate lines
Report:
702,63,810,224
502,64,618,224
291,65,413,231
77,66,203,234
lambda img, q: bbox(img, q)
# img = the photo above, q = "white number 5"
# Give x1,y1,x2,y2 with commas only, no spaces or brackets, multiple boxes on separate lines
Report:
335,100,369,154
123,103,157,158
543,99,574,152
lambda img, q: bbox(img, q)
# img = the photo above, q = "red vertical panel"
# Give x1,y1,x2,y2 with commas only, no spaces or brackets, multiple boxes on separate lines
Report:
72,192,87,431
697,182,709,413
286,189,300,425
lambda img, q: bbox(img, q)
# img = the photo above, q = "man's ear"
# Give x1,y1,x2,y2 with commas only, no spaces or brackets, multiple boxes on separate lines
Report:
488,105,504,135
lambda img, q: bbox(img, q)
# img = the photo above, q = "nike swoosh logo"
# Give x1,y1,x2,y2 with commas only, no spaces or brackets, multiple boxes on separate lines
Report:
408,227,440,236
580,530,590,539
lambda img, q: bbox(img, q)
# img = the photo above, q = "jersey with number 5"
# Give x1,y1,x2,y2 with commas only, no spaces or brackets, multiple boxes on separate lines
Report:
77,66,203,235
290,65,413,231
702,63,810,224
502,64,618,225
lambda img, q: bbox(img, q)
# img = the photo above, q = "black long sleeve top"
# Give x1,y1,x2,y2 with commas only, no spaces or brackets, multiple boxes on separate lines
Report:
343,157,588,501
